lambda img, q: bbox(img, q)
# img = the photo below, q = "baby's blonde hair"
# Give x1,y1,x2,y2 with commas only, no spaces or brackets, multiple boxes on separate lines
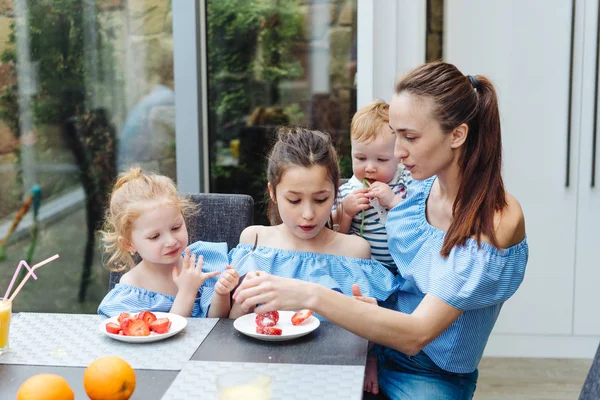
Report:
351,100,390,143
100,167,196,272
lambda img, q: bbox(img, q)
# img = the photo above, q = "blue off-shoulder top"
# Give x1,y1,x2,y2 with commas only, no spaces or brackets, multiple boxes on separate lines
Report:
97,241,229,318
229,244,401,306
385,177,528,373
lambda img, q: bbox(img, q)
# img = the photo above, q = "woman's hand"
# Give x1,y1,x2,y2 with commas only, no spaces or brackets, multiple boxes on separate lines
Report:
214,265,240,295
172,248,220,295
232,271,314,314
367,182,401,209
351,284,378,306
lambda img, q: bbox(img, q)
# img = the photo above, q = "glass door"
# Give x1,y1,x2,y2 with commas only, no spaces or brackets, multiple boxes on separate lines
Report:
205,0,358,223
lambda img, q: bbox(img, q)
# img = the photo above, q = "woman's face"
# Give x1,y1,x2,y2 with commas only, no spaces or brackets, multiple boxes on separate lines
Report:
270,165,335,240
389,92,455,180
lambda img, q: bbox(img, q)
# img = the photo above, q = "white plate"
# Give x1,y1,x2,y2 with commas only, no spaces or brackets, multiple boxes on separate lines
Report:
100,312,187,343
233,310,320,342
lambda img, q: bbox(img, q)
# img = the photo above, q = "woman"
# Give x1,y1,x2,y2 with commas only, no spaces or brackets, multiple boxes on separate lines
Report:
233,61,528,399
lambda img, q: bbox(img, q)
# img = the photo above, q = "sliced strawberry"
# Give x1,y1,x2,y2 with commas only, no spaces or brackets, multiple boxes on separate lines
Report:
118,330,124,335
121,317,150,336
291,309,314,326
256,326,282,335
137,310,157,325
150,318,171,334
255,311,279,327
117,312,131,326
105,322,121,334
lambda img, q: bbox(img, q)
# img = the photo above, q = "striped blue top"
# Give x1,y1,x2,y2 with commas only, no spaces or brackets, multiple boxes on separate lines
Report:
97,241,230,318
385,177,528,373
336,166,411,273
230,244,401,309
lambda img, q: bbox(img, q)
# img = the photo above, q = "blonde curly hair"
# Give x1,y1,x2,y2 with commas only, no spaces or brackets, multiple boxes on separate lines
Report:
100,167,196,272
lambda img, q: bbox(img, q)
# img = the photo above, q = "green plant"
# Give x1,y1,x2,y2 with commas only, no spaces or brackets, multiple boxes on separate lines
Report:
207,0,303,127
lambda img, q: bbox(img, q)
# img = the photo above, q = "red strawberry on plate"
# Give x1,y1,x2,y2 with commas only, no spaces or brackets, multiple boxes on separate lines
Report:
255,311,279,327
150,318,172,334
256,326,282,336
117,312,131,326
291,309,313,326
137,310,157,325
105,322,121,334
121,318,150,336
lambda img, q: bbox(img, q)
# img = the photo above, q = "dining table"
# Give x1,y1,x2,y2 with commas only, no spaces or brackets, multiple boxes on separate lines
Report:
0,312,370,399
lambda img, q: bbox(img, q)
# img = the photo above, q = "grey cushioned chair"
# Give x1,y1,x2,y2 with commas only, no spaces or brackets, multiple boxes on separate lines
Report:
108,193,254,291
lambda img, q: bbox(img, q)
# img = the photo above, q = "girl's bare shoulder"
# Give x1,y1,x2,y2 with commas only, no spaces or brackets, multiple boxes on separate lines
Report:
331,231,371,259
239,225,277,244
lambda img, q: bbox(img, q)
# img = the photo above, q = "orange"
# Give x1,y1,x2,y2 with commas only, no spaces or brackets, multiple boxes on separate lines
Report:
84,356,136,400
16,374,74,400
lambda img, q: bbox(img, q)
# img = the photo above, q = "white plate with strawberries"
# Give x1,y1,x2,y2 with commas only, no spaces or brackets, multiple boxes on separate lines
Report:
233,310,320,342
101,311,187,343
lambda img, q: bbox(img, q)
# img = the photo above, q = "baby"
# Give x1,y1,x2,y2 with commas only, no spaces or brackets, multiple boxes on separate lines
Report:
334,100,411,275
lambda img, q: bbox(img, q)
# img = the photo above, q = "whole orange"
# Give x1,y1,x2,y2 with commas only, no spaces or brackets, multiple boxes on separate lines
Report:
84,356,136,400
16,374,74,400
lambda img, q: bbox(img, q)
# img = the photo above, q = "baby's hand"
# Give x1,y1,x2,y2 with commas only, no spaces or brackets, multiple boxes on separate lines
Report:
214,265,240,295
172,248,220,295
342,189,370,217
366,182,400,209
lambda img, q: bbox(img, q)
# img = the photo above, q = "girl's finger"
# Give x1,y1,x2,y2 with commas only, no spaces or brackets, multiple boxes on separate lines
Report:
182,248,191,266
203,270,220,279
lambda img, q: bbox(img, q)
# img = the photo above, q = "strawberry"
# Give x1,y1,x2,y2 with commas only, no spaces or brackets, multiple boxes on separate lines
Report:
137,311,157,325
118,330,124,335
121,317,150,336
256,326,282,335
255,311,279,327
291,309,313,326
117,312,131,326
150,318,172,334
105,322,121,334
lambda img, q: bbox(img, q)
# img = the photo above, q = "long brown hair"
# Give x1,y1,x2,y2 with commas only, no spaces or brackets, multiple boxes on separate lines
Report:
266,127,340,225
395,61,506,257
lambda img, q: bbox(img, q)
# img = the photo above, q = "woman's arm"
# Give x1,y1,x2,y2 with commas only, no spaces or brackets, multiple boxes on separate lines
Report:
233,273,462,356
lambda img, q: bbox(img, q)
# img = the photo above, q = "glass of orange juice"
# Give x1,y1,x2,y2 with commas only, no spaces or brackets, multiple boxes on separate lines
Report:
0,299,11,353
216,372,271,400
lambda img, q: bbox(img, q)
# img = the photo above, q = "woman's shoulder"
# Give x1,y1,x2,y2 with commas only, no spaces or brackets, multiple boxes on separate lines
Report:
483,192,526,249
331,231,371,259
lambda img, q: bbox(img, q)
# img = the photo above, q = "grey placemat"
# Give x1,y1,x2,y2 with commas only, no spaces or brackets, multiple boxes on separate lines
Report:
0,313,217,370
161,360,365,400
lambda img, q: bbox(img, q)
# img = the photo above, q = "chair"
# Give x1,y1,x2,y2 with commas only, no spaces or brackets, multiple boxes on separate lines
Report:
579,342,600,399
108,193,254,290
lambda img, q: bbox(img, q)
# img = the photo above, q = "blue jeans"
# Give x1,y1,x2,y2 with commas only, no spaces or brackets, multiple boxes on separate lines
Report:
378,347,478,399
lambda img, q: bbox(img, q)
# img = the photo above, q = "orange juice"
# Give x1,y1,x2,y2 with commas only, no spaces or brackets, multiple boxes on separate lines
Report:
0,300,11,351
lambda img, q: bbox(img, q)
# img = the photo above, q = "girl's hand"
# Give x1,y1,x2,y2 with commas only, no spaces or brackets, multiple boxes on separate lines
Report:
232,271,312,314
366,182,400,209
172,248,220,295
342,189,370,217
214,265,240,295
